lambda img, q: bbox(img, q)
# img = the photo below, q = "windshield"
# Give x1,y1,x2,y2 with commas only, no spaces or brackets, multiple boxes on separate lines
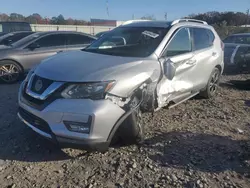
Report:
11,33,41,47
224,35,250,44
84,27,169,57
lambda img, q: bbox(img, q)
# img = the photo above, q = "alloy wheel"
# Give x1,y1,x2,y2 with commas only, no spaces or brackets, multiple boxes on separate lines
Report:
209,70,220,94
0,64,20,83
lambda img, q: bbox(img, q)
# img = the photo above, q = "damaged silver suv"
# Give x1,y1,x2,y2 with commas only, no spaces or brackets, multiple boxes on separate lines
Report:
18,19,224,151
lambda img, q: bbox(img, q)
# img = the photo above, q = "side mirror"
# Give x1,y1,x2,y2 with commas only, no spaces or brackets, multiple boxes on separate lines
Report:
28,42,40,50
163,59,176,80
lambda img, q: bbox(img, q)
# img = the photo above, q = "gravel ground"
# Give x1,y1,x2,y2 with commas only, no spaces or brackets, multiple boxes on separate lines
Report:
0,73,250,188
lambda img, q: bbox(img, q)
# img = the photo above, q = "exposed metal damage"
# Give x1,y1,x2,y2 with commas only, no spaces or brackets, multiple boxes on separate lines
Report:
156,78,194,109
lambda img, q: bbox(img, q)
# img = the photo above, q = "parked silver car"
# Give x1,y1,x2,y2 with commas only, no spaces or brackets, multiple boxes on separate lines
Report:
0,31,96,83
18,19,224,151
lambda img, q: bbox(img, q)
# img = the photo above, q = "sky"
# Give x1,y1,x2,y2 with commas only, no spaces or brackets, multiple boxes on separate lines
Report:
1,0,250,21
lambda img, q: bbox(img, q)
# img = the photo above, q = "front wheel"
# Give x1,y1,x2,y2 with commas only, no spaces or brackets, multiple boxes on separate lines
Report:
0,61,23,84
199,67,221,99
112,97,145,146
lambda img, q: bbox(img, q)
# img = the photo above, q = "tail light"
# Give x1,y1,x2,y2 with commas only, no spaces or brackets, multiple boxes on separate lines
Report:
221,40,224,51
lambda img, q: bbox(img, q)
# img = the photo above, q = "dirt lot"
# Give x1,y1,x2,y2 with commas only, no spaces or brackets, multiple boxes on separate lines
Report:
0,73,250,188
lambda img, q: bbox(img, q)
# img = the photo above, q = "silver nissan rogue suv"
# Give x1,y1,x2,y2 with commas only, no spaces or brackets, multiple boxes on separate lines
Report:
18,19,224,151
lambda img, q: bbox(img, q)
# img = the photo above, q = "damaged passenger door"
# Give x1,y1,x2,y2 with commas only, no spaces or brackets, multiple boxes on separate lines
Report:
157,27,198,108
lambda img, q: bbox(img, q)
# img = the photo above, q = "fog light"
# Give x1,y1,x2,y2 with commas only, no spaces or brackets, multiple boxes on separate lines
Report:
64,120,91,134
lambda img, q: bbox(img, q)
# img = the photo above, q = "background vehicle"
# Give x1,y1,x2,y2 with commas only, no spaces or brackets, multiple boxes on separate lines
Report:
223,33,250,73
0,21,32,36
0,31,34,46
0,31,97,83
18,19,224,151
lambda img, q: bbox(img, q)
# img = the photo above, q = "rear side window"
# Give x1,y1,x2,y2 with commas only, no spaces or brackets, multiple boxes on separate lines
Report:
192,28,214,51
34,34,67,48
0,32,33,45
66,34,95,45
165,28,192,57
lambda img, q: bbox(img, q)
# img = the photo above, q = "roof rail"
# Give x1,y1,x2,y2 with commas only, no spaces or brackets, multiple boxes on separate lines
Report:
121,19,151,26
171,19,208,25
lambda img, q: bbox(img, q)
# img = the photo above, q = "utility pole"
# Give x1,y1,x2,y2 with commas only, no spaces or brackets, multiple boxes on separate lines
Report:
246,9,249,27
164,12,168,21
106,0,109,19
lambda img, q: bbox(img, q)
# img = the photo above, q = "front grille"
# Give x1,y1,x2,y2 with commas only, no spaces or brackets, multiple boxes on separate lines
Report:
22,82,66,111
30,75,53,94
19,107,52,134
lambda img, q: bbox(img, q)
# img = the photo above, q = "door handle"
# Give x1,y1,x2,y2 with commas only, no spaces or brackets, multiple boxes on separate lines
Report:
212,52,217,56
57,50,63,53
186,59,197,65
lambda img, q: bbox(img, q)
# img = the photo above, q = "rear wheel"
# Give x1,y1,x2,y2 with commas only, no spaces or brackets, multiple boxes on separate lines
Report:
200,67,221,99
0,61,23,84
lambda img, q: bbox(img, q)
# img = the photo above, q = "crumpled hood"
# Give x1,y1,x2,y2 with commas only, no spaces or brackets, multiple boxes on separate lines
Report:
35,50,143,82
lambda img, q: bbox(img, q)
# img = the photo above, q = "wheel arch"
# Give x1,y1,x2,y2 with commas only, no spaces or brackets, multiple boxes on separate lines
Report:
215,64,222,74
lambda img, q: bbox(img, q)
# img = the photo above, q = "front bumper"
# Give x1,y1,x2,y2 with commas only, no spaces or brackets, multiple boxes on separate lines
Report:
18,82,126,151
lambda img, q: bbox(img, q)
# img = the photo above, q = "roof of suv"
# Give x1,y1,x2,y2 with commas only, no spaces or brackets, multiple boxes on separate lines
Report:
120,19,209,28
121,21,173,28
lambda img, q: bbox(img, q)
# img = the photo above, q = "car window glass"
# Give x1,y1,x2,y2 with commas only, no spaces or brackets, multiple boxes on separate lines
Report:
0,32,33,45
207,29,215,44
34,34,67,48
223,36,235,43
0,24,2,32
165,28,191,57
66,34,94,45
85,27,169,57
234,36,250,44
193,28,212,50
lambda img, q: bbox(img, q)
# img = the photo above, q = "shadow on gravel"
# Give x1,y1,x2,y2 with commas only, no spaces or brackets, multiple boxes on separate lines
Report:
220,79,250,91
143,132,250,174
0,123,72,162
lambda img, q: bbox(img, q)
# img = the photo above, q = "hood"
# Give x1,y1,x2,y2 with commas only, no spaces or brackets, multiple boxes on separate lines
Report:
35,50,143,82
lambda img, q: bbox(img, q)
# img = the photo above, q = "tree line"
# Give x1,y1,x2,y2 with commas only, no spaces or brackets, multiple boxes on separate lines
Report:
1,11,249,26
0,13,90,25
186,11,250,39
1,11,250,38
186,11,250,26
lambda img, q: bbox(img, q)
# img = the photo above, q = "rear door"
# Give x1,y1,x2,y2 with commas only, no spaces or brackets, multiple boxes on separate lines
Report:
19,34,67,70
190,27,220,90
65,33,96,50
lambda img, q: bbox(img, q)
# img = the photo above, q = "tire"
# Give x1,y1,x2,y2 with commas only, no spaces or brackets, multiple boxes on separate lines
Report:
0,60,23,84
199,67,221,99
112,97,145,146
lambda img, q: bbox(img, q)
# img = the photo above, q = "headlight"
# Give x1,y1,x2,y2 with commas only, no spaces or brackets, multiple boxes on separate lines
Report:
61,81,115,100
24,66,37,82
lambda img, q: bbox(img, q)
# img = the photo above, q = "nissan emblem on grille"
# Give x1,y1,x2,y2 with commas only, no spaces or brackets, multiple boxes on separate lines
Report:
35,79,43,92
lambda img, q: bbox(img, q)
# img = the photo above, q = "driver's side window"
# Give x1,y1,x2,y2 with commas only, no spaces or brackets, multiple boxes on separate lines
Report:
164,28,192,57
